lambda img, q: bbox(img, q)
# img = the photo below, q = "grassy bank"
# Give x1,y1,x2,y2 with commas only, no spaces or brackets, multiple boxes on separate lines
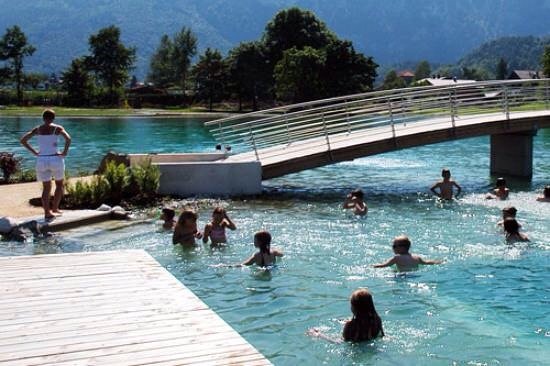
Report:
0,105,231,117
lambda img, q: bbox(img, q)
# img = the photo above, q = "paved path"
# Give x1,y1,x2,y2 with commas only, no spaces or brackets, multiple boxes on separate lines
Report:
0,176,93,219
0,250,272,366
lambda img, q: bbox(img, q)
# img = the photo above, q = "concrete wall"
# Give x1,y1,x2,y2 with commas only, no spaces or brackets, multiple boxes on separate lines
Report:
128,153,226,164
490,131,535,177
155,160,262,196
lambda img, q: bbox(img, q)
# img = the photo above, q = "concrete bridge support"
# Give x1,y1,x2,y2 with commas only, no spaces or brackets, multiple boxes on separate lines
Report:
490,130,536,178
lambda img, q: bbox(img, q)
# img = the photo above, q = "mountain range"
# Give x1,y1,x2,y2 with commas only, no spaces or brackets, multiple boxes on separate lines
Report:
0,0,549,78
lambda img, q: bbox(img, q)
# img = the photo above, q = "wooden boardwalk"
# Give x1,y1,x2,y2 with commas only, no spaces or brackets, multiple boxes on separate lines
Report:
0,250,272,366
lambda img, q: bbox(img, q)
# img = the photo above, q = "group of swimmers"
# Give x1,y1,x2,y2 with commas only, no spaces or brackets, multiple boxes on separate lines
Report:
159,168,548,343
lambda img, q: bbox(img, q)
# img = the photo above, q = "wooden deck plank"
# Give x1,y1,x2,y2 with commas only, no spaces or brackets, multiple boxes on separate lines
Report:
0,250,272,366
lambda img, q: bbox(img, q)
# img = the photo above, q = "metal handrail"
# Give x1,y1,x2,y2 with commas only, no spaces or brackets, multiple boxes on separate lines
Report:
205,79,550,160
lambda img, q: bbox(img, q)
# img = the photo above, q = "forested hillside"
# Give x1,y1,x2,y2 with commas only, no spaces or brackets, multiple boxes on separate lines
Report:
0,0,549,77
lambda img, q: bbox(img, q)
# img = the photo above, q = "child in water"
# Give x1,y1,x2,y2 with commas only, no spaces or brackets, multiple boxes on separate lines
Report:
343,189,368,216
503,218,529,243
172,209,202,247
486,177,509,200
430,168,462,200
307,288,384,343
373,235,442,272
241,230,283,266
497,206,521,228
202,207,236,246
536,186,550,202
160,207,176,230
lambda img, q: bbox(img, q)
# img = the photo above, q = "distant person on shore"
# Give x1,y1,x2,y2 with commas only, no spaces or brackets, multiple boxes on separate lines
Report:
202,207,236,246
160,207,176,230
497,206,521,228
373,235,443,272
20,109,71,220
173,209,202,247
241,230,283,267
486,177,509,200
536,186,550,202
343,189,368,216
503,218,529,243
307,288,384,343
430,168,462,200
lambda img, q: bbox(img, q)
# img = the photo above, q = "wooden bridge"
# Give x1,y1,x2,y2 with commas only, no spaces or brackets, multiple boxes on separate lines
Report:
205,79,550,179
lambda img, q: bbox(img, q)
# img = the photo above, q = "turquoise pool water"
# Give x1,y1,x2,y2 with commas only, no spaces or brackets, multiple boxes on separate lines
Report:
2,117,549,365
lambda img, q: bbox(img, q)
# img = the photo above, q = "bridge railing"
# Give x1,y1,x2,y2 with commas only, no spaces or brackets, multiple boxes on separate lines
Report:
205,79,550,160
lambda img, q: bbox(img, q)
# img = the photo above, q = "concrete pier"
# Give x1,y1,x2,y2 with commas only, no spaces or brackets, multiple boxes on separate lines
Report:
490,130,536,178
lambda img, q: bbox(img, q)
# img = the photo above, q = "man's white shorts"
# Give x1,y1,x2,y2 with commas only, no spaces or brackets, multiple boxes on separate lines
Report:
36,156,65,182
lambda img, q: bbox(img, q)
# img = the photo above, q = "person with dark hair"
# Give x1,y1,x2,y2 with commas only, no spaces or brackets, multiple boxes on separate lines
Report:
160,207,176,230
373,235,442,272
486,177,509,200
20,109,71,220
430,168,462,200
536,186,550,202
242,230,283,266
202,207,236,246
497,206,521,228
343,189,368,216
503,218,529,243
307,288,384,343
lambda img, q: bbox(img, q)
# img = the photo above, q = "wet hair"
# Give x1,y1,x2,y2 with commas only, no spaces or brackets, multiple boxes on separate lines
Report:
502,206,517,218
42,109,55,121
392,235,411,252
351,189,364,200
503,217,520,234
441,168,451,178
162,207,175,221
343,288,384,342
212,207,224,215
215,144,222,150
496,177,506,188
254,230,272,254
177,209,197,225
544,185,550,198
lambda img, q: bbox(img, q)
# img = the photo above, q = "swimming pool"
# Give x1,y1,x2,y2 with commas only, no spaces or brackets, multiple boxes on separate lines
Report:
2,118,549,365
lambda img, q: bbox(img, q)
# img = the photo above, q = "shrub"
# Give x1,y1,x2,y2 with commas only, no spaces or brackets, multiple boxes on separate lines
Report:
0,152,22,182
15,169,37,183
103,160,129,203
128,158,160,198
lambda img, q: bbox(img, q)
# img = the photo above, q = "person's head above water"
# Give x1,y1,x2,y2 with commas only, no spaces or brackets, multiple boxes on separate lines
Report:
503,217,520,234
496,177,507,188
441,168,451,179
349,288,378,318
351,189,364,200
392,235,411,254
502,206,517,219
544,185,550,198
42,108,55,122
254,230,272,252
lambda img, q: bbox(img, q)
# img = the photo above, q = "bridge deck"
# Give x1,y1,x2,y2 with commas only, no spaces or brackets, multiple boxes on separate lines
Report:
226,110,550,179
0,250,271,366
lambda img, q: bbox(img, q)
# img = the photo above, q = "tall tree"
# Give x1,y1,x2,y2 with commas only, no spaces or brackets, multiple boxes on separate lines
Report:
0,25,35,104
322,40,377,97
191,48,227,111
542,45,550,78
274,46,325,103
23,72,47,89
147,34,174,87
86,25,136,105
262,7,336,77
62,57,94,106
496,58,508,80
414,60,431,80
382,70,406,90
226,41,270,111
172,27,197,90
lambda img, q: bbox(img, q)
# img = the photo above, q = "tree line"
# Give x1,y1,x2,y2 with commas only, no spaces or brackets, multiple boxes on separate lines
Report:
0,7,377,110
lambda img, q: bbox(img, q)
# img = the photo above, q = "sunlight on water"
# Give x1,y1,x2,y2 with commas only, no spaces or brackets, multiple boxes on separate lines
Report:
1,118,549,365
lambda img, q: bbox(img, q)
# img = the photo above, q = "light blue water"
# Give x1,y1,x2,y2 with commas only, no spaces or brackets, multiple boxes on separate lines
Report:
1,117,549,365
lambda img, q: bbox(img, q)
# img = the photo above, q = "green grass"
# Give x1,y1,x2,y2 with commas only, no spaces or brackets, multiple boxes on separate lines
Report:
0,105,222,117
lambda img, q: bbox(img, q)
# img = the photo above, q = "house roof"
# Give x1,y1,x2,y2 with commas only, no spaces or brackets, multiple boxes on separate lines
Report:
509,70,542,79
418,77,476,86
397,70,415,77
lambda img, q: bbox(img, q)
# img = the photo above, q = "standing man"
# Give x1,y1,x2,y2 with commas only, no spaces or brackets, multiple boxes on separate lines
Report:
20,109,71,220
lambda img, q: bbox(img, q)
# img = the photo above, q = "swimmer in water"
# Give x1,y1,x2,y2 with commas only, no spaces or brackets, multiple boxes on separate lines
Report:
486,177,509,200
536,185,550,202
241,230,283,267
343,189,368,216
373,235,443,272
430,168,462,200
